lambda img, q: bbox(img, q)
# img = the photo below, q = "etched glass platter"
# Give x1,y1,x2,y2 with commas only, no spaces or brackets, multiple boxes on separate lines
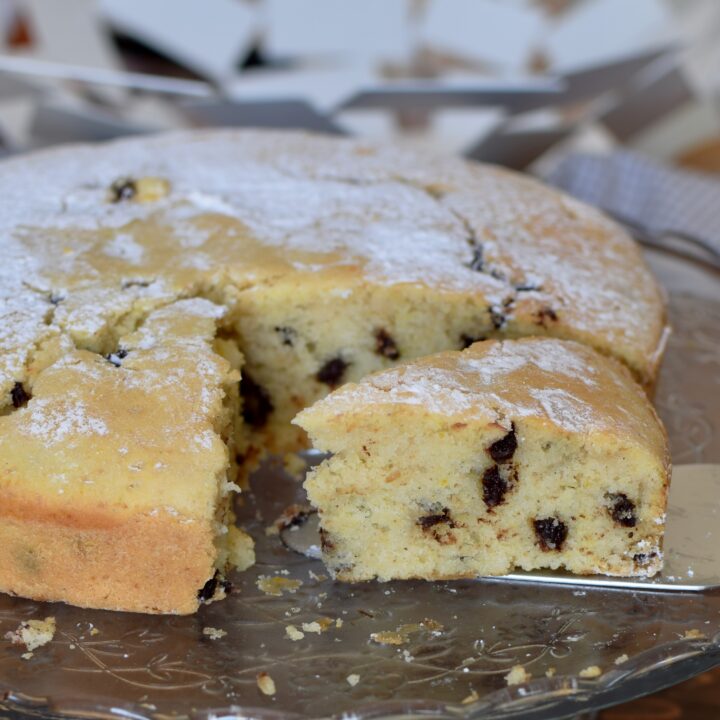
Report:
0,245,718,720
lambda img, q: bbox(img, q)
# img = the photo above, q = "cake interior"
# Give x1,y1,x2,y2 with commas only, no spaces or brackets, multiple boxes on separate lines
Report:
301,405,668,580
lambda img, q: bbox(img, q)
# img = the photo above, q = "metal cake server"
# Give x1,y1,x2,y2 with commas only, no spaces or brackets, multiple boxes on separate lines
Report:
281,464,720,593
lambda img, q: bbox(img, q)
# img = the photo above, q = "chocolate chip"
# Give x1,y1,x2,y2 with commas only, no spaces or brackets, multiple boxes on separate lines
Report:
109,177,137,203
482,465,507,510
121,279,151,289
319,527,335,552
10,382,30,408
240,373,273,428
460,333,487,349
633,552,657,565
105,348,128,367
274,326,296,347
534,306,558,327
607,493,637,528
418,508,456,530
487,424,517,463
197,570,231,603
489,305,505,330
533,517,568,551
275,504,314,531
515,282,542,292
468,245,485,272
374,329,400,360
316,357,348,387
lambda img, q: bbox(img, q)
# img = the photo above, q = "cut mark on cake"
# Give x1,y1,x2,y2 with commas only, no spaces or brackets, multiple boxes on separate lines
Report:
606,493,637,528
533,517,568,551
417,508,457,544
374,329,400,360
316,357,349,388
482,465,508,510
11,382,30,408
486,424,517,463
240,373,274,428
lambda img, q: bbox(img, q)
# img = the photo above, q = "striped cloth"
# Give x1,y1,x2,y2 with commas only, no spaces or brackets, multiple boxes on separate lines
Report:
543,151,720,261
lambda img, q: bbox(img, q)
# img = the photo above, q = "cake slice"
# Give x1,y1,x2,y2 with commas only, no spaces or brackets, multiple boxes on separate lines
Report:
0,299,253,614
295,338,670,581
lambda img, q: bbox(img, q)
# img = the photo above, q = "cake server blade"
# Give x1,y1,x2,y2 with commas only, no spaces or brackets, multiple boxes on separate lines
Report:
281,464,720,592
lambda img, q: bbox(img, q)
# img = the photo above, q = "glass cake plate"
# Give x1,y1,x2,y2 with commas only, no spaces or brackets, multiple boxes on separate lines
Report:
0,245,718,720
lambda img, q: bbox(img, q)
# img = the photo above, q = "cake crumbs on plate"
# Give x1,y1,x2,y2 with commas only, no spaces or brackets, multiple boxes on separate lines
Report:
89,627,100,636
256,671,276,696
579,665,602,678
370,618,444,646
683,629,706,639
256,575,302,596
346,673,360,687
505,665,532,686
614,654,629,665
545,667,556,678
285,624,305,641
21,652,33,660
4,617,56,651
461,689,479,704
202,627,227,640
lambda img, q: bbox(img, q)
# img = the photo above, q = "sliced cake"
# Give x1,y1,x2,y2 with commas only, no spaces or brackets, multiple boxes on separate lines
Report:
0,130,669,612
295,338,670,581
0,299,253,614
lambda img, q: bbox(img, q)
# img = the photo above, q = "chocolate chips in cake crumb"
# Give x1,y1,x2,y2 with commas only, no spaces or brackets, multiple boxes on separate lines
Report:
418,508,458,544
10,382,30,408
482,465,508,510
374,329,400,360
486,424,517,463
488,305,506,330
533,517,568,551
240,374,274,428
606,493,637,527
316,357,349,387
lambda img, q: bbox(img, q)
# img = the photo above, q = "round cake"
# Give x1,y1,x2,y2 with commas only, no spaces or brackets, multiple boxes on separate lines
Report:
0,130,668,613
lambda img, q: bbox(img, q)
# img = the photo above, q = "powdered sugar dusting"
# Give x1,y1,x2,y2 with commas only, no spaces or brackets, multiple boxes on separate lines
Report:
18,396,109,446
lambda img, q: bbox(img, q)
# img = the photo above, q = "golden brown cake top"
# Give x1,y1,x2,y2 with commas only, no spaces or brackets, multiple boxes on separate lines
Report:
0,129,666,404
296,337,668,459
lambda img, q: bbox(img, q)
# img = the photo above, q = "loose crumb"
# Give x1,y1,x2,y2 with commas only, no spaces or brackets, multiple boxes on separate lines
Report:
579,665,602,678
256,671,276,696
4,617,56,651
371,630,406,645
21,652,33,660
285,625,305,641
614,654,629,665
370,619,444,646
545,667,556,678
346,673,360,687
335,618,343,629
89,628,100,636
202,627,227,640
302,621,323,634
461,689,479,704
256,575,302,596
505,665,532,686
684,629,706,639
